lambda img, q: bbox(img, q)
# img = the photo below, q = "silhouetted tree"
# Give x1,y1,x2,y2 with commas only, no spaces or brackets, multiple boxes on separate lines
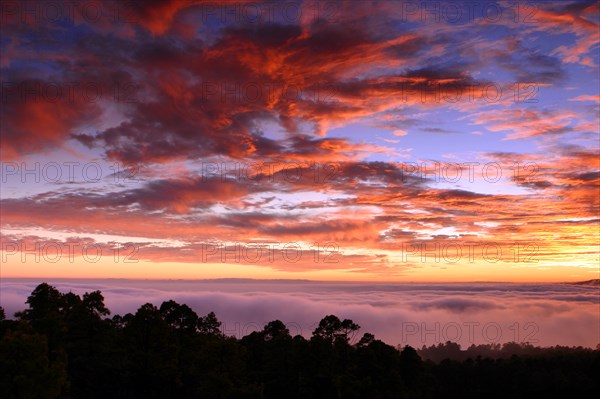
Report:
312,315,360,344
16,283,67,353
198,311,222,336
160,300,198,333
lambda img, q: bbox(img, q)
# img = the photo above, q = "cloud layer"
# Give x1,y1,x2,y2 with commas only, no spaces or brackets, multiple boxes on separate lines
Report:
1,279,598,348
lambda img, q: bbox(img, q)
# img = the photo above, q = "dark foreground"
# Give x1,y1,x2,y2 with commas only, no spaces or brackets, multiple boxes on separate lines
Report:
1,283,598,398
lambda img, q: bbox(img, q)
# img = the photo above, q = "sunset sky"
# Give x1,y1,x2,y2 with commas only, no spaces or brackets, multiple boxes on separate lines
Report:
1,0,599,284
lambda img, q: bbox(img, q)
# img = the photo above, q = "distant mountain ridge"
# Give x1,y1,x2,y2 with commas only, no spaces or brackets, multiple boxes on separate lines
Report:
567,279,600,286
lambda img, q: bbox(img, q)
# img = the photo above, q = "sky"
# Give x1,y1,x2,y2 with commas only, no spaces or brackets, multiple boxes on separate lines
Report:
0,0,599,285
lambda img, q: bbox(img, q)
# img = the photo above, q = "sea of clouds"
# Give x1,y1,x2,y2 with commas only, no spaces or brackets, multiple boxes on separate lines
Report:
1,279,598,348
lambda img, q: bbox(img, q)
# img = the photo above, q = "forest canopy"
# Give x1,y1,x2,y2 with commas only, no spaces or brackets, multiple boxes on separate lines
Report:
1,283,598,398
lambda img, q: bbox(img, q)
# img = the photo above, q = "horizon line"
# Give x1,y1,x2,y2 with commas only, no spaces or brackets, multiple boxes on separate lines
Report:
2,277,599,285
